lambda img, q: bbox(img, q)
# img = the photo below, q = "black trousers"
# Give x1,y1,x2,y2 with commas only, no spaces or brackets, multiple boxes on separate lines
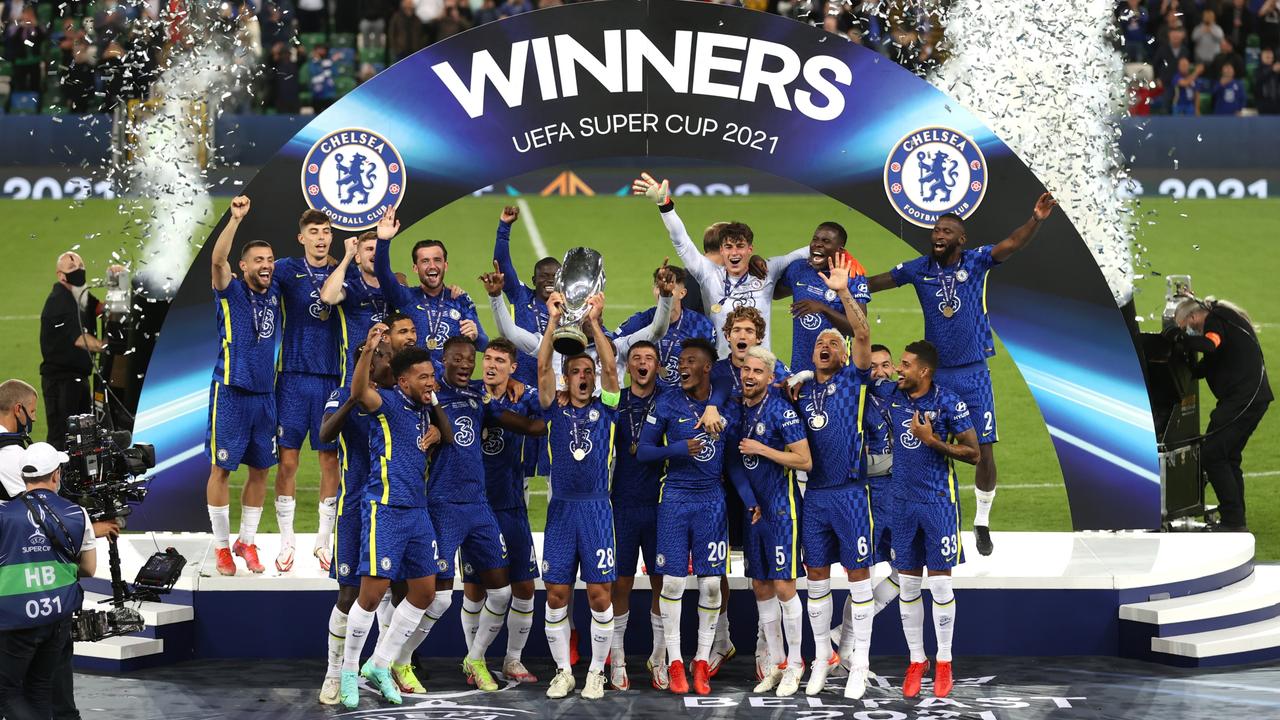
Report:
0,618,72,720
40,375,92,451
1202,400,1270,528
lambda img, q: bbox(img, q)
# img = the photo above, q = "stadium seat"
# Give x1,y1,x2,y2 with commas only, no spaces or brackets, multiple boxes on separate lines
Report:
36,2,53,25
331,33,357,50
9,92,40,115
359,46,385,65
0,96,7,114
299,32,328,50
336,76,357,96
42,102,66,115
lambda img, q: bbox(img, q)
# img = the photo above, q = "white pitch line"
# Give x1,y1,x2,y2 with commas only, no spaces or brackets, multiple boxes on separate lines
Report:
0,315,39,321
515,198,548,259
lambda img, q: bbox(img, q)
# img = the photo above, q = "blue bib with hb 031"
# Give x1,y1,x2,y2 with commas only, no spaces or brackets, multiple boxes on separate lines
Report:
0,489,85,630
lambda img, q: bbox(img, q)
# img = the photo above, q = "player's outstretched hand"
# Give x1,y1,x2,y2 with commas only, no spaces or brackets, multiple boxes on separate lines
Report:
229,195,250,221
547,291,566,322
1033,192,1057,221
480,260,506,298
655,258,676,298
696,405,725,436
685,436,708,457
909,410,936,444
377,205,400,240
501,205,519,224
820,251,851,291
632,172,670,205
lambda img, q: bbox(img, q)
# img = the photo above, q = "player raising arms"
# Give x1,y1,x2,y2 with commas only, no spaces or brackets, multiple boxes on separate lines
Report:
775,222,871,373
634,172,808,354
315,313,417,704
458,337,544,685
788,253,878,699
637,337,741,696
865,194,1057,555
205,195,280,577
724,345,812,698
875,341,980,699
612,265,716,390
373,205,489,361
536,291,621,701
339,326,444,709
608,340,666,691
320,230,387,386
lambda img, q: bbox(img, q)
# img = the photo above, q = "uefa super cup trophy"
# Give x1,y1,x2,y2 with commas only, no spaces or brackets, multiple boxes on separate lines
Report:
552,247,606,356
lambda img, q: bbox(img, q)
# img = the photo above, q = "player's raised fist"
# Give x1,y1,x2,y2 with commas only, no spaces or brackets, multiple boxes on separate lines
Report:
480,260,506,297
631,172,670,205
459,319,479,339
656,258,676,298
343,235,359,258
1033,192,1057,221
685,436,707,457
366,322,388,347
377,205,400,240
585,293,605,322
547,291,566,321
501,205,519,223
229,195,250,220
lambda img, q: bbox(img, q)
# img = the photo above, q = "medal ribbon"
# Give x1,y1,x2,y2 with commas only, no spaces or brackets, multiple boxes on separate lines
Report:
937,271,959,317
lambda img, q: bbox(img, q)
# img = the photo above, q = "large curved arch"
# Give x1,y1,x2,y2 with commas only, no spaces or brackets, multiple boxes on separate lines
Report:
130,0,1158,530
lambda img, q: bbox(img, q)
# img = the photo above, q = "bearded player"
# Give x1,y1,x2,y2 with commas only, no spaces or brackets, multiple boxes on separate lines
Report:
724,345,811,698
775,222,871,373
536,291,622,701
866,194,1057,554
874,341,980,699
636,337,741,696
789,254,877,699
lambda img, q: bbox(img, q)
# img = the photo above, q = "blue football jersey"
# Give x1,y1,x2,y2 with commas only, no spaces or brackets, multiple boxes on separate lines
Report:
875,382,975,503
494,219,549,387
710,356,791,398
730,390,806,510
212,278,281,393
641,387,740,503
798,363,871,490
326,386,372,513
365,386,433,507
543,398,617,499
611,387,661,507
275,256,340,376
864,390,893,457
780,259,870,373
374,239,488,362
480,385,540,510
335,265,388,383
429,379,501,504
614,308,716,389
889,246,999,368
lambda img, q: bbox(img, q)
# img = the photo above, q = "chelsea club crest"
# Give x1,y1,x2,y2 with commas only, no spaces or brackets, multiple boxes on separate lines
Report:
301,127,407,231
883,126,987,229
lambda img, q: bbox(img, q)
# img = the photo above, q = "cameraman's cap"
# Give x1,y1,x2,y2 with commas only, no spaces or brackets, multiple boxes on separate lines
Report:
21,443,69,479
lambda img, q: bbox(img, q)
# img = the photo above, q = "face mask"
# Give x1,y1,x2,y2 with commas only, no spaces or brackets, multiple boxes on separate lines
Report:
64,268,86,287
15,405,33,435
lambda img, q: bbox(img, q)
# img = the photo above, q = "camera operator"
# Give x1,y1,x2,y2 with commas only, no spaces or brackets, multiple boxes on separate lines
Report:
39,253,124,451
0,380,38,500
1174,296,1273,532
0,443,117,720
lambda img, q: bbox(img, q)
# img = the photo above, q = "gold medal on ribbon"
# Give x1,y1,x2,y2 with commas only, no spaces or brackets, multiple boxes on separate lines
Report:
426,338,439,350
710,304,723,314
572,448,586,462
941,306,955,319
630,442,638,455
318,308,330,322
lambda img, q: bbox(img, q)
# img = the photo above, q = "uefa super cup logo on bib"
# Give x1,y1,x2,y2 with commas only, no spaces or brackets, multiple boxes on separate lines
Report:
301,128,407,231
884,126,987,229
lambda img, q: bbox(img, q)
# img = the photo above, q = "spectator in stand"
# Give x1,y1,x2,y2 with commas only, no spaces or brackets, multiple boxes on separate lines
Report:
96,40,128,112
1255,46,1280,114
92,0,135,50
474,0,501,25
52,17,84,67
259,2,293,49
63,40,97,113
268,41,302,113
308,43,338,112
1261,0,1280,52
296,0,328,33
498,0,535,19
436,0,472,39
416,0,445,32
5,6,45,97
1219,0,1255,49
1153,22,1191,112
1210,38,1246,81
388,0,425,62
1120,0,1151,62
359,0,394,51
1212,62,1246,114
1171,56,1201,115
1192,9,1225,65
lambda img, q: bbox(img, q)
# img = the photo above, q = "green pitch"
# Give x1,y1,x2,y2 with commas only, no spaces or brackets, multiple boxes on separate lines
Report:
3,195,1276,559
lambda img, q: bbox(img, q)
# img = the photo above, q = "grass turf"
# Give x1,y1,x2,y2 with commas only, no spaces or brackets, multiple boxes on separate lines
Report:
2,195,1275,558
